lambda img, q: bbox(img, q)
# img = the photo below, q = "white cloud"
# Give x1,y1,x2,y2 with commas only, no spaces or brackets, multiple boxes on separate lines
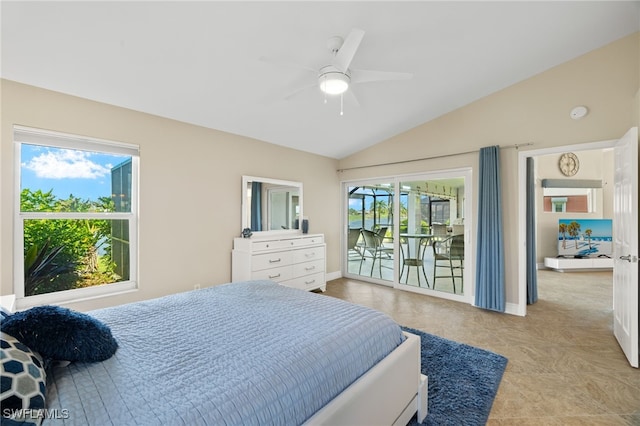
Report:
22,150,110,179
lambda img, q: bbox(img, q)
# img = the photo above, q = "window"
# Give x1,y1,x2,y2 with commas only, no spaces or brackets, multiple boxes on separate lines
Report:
549,197,568,212
14,126,139,307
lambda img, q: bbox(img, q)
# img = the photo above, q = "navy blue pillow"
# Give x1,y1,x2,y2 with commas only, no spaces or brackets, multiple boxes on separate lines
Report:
0,305,117,363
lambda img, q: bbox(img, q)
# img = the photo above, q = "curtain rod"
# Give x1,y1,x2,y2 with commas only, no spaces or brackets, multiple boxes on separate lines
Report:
336,142,533,172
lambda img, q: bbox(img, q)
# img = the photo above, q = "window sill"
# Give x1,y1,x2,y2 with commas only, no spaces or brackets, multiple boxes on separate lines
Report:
15,281,138,310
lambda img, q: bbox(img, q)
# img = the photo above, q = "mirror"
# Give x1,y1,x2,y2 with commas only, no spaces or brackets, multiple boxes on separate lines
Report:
541,179,603,213
241,176,302,234
542,187,602,213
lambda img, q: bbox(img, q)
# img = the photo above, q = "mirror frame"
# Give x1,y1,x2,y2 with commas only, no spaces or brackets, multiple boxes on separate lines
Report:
241,175,303,236
541,179,603,214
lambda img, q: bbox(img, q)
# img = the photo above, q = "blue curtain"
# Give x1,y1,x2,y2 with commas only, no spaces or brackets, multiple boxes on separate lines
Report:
475,146,505,312
251,181,262,231
526,157,538,304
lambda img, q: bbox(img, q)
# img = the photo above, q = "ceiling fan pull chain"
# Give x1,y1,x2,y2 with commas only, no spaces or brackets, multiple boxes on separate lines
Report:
340,93,344,116
323,75,328,104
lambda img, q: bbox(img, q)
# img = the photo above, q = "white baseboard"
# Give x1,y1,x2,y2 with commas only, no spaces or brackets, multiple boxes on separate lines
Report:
326,271,342,282
505,301,525,316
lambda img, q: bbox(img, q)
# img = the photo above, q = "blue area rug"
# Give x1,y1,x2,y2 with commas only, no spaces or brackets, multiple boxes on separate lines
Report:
402,326,508,426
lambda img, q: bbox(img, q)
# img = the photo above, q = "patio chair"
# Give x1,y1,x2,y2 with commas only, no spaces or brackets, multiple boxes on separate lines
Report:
375,226,389,241
359,229,392,277
431,223,448,242
375,227,393,256
347,228,364,261
432,234,464,293
399,235,430,287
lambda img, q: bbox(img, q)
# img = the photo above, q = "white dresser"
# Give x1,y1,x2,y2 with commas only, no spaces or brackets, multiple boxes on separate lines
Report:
232,234,326,292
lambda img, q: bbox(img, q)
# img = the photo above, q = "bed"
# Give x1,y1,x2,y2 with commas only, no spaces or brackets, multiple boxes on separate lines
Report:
5,280,427,425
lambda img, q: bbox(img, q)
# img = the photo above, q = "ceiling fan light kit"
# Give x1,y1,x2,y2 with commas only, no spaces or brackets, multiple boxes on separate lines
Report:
262,27,412,114
319,67,350,95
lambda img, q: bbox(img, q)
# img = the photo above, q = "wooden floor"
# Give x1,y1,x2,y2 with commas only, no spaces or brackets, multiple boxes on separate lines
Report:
323,269,640,425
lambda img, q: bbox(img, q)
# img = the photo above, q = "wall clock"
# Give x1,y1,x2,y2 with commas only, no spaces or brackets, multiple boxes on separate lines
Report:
558,152,579,176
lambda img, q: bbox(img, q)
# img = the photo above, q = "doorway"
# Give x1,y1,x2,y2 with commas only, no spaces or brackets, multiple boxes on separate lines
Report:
521,132,638,368
517,139,617,313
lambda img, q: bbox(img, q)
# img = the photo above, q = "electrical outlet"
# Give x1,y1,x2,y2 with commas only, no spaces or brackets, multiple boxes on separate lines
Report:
194,284,201,290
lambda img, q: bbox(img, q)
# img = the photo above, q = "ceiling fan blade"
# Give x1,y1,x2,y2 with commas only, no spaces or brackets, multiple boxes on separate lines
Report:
351,69,413,84
258,56,317,74
283,82,318,100
345,89,360,108
333,28,365,71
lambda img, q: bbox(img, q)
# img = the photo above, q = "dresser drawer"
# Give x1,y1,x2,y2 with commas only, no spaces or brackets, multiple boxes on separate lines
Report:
251,251,293,271
292,246,325,263
292,259,325,278
289,235,324,247
280,272,325,291
251,239,295,252
252,265,293,282
300,235,324,245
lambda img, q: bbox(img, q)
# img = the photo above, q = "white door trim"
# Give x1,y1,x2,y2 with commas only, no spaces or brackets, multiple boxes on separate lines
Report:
517,139,617,316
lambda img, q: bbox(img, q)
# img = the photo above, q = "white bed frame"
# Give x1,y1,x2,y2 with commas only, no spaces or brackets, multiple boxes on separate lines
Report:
304,331,428,425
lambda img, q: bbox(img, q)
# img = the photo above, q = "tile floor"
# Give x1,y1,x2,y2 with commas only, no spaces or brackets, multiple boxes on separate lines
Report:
322,269,640,425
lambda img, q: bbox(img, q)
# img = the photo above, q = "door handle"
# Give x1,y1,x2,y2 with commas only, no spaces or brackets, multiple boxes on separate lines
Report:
619,254,638,263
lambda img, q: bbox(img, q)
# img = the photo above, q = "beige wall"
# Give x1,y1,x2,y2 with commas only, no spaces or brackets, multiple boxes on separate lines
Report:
338,32,639,308
0,80,340,311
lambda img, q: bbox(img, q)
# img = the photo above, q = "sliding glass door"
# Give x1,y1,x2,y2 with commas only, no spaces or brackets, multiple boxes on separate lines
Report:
345,181,395,283
343,170,471,300
397,176,466,295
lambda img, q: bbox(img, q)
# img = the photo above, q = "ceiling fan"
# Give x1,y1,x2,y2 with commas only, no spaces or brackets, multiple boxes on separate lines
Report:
260,28,413,113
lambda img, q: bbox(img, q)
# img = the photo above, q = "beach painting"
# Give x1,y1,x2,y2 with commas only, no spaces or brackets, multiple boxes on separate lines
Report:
557,218,613,257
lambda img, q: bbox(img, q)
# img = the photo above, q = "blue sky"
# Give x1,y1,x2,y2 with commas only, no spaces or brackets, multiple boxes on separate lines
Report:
21,144,129,201
558,218,612,237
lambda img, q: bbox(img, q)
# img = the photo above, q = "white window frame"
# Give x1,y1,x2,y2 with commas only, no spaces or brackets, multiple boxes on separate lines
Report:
550,197,568,212
13,126,139,309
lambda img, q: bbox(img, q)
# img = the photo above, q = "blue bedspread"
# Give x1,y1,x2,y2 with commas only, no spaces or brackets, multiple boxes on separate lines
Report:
45,280,404,425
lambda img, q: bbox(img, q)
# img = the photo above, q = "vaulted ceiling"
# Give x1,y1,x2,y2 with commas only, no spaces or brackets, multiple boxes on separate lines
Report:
2,1,638,159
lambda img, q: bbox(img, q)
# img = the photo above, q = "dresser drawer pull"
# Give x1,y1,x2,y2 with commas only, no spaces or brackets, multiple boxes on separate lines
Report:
269,273,281,279
305,266,316,271
268,258,282,263
305,279,316,285
305,252,316,258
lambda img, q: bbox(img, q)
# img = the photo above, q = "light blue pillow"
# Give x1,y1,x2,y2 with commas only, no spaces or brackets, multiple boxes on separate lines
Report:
0,305,11,321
